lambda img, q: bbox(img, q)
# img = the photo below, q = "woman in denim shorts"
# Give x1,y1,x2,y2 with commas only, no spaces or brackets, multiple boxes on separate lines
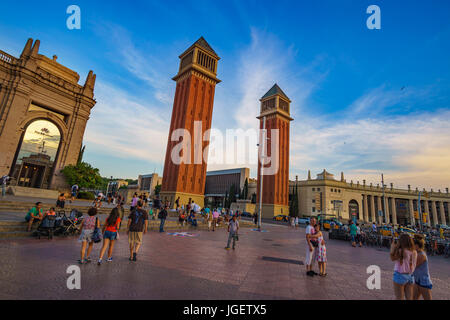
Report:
390,233,417,299
412,234,433,300
98,208,121,265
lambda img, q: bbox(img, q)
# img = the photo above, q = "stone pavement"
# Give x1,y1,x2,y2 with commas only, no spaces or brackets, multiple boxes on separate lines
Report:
0,224,449,300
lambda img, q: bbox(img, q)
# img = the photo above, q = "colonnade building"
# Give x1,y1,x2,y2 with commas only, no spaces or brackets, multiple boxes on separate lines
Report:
289,170,449,227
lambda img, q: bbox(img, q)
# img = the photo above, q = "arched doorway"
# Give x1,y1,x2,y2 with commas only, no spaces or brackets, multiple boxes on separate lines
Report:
10,119,61,189
349,200,359,222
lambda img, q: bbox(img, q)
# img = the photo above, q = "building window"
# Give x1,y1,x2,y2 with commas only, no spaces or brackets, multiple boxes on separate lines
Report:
312,199,315,203
312,208,315,213
312,188,315,191
338,189,341,193
317,188,320,191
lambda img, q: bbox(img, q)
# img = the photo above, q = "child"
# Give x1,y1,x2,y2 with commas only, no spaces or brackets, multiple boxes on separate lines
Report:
390,233,417,300
78,207,99,264
98,208,121,265
44,207,57,218
413,234,432,300
314,224,327,276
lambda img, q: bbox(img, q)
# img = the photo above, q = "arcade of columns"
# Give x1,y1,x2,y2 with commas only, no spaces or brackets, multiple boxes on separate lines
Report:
359,187,448,226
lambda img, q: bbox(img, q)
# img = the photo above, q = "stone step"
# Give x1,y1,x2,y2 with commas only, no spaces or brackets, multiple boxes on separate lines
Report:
0,231,32,239
0,219,254,239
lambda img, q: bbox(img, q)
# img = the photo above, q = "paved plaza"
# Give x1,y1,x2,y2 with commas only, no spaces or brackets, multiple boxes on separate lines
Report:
0,223,449,300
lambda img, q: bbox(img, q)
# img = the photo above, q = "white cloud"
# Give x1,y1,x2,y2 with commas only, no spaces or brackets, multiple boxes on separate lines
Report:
84,82,169,164
290,109,450,190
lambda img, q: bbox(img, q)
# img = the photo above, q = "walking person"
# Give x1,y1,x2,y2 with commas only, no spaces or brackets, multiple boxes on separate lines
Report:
349,221,357,247
313,224,327,276
1,174,9,197
127,201,148,262
98,208,121,265
213,209,220,231
130,193,138,212
78,207,100,264
356,223,363,247
390,233,417,300
225,215,239,250
206,208,213,231
117,201,125,229
295,216,299,229
305,217,319,277
175,197,180,211
413,234,433,300
153,196,161,219
158,205,168,232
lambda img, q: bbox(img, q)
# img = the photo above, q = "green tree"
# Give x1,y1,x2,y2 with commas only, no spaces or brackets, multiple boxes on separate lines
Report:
243,178,249,199
228,183,237,207
223,191,228,208
61,162,104,189
154,184,162,195
289,183,299,217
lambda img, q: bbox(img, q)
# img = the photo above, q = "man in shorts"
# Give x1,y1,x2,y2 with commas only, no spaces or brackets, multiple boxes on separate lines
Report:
127,201,148,262
305,217,319,277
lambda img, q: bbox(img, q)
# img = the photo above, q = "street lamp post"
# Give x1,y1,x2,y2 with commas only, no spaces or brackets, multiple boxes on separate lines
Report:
382,174,387,224
258,116,267,231
418,191,423,231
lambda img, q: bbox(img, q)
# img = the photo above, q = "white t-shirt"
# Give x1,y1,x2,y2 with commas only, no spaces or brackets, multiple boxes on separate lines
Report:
306,225,314,246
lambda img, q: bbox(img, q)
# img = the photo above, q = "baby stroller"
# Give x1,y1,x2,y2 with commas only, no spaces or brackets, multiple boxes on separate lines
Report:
57,209,83,236
35,215,57,240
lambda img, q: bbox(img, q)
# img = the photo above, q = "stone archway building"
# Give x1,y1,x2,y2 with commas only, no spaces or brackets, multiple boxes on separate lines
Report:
0,38,96,191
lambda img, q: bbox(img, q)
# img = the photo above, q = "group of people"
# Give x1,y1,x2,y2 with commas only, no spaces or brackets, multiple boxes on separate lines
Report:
390,233,433,300
305,217,327,277
24,202,58,232
78,200,149,264
304,216,434,299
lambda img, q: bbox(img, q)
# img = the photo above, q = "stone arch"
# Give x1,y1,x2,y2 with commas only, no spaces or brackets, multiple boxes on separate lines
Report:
10,114,66,188
348,199,360,221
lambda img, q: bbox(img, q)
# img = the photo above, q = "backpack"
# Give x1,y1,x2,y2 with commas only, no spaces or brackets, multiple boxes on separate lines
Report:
132,209,143,227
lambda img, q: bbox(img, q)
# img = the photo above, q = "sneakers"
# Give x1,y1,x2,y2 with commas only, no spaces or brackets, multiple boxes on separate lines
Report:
85,257,92,263
232,247,235,250
97,259,102,265
77,259,84,265
306,271,314,277
311,271,319,276
225,247,230,250
133,253,137,261
107,257,113,262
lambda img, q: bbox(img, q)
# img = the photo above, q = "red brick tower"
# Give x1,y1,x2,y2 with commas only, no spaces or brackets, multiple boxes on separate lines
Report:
256,84,293,218
160,37,220,207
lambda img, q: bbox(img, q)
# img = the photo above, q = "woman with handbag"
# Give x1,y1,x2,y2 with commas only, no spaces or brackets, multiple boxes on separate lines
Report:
98,208,121,265
78,207,99,264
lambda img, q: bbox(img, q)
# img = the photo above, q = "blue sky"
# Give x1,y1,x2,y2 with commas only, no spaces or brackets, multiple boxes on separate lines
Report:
1,0,450,189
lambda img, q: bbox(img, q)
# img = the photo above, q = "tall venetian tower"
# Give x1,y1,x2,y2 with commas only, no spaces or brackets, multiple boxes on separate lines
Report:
160,37,220,208
256,84,293,218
